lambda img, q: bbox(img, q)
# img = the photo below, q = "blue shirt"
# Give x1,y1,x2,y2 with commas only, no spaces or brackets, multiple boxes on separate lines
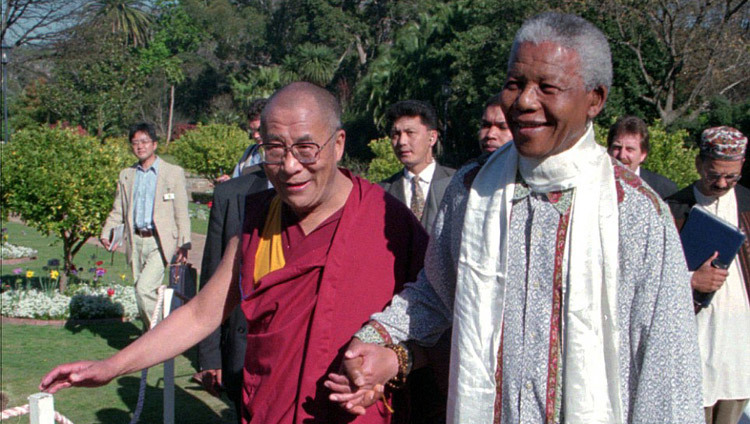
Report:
133,157,160,230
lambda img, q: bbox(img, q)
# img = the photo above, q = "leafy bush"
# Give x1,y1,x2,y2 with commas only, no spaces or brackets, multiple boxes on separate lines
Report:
170,123,249,179
643,122,699,188
1,126,132,286
365,137,401,183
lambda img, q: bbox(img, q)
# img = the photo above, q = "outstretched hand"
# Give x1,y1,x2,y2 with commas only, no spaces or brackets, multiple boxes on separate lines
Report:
39,360,117,394
325,338,399,415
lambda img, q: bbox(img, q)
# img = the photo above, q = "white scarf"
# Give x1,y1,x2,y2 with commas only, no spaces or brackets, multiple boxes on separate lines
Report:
448,125,624,423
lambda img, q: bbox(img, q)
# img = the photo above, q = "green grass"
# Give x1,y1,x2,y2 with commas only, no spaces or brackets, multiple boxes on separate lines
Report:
1,322,234,423
2,220,133,288
188,202,209,236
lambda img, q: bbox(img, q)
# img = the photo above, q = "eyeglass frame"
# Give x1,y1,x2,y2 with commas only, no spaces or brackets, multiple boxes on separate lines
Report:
258,129,340,165
704,172,742,184
130,138,155,146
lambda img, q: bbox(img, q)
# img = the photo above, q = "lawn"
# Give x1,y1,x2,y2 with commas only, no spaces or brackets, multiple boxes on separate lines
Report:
1,322,234,423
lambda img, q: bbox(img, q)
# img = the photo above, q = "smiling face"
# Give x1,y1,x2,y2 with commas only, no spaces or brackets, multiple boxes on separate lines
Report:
500,41,606,159
608,133,647,171
390,116,437,175
261,97,346,220
478,105,514,153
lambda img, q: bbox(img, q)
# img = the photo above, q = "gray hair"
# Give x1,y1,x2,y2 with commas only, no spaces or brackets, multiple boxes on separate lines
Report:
509,12,612,92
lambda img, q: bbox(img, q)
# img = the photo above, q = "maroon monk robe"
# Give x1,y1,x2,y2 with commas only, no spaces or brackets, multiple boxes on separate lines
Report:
239,170,428,424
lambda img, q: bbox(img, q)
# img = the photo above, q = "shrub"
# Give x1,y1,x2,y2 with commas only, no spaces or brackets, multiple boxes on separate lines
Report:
1,126,132,288
170,123,249,180
365,137,402,183
643,122,699,188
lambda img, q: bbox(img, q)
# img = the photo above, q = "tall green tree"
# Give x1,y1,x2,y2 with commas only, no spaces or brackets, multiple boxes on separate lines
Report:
85,0,153,47
35,31,146,137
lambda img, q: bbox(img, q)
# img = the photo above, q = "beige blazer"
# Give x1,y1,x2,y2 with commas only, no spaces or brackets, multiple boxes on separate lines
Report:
101,158,191,264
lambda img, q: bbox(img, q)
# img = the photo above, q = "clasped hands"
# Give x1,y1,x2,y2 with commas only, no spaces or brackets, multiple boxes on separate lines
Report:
325,338,400,416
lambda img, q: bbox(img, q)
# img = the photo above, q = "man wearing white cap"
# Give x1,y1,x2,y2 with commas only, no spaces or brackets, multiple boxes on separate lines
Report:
667,126,750,424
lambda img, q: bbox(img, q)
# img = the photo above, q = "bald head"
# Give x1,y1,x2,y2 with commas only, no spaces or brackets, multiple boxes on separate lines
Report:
261,82,342,140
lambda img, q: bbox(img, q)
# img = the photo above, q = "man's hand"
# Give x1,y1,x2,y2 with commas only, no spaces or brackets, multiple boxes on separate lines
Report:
176,247,189,264
691,251,729,293
325,338,399,415
194,369,223,397
39,360,118,394
100,238,116,251
214,174,231,184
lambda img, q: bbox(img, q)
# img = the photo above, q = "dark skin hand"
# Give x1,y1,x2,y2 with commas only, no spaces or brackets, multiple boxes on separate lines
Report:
691,251,729,293
325,338,398,415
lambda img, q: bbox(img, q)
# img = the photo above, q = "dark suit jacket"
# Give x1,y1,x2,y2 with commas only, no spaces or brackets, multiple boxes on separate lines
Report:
640,168,678,199
666,183,750,308
197,168,268,404
380,164,455,232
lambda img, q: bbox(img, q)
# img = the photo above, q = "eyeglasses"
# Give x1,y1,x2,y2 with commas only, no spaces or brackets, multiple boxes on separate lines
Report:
130,139,154,146
705,172,742,183
259,130,338,165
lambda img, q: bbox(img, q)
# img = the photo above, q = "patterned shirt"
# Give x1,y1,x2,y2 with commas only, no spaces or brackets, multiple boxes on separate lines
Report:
362,160,703,423
133,157,160,230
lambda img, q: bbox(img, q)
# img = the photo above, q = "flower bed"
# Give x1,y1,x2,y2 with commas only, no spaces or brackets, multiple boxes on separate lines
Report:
1,284,138,320
0,242,38,259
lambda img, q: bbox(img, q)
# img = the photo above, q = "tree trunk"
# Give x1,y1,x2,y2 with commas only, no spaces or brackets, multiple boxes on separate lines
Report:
166,85,175,146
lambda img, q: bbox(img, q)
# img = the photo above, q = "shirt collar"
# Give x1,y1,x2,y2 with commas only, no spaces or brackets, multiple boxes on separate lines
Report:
137,156,160,173
404,161,436,184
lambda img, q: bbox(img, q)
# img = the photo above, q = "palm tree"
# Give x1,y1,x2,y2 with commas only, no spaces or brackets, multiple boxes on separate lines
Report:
86,0,153,47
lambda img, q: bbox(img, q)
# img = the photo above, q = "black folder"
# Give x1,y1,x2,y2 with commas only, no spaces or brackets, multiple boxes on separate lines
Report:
679,205,746,308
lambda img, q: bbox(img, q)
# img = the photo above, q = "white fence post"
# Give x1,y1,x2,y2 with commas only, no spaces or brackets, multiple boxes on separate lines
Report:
162,287,175,424
28,393,54,424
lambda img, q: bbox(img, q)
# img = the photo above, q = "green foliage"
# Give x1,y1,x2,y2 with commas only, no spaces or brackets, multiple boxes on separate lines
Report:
365,137,401,183
33,33,147,138
1,126,132,277
86,0,154,47
643,122,700,189
283,43,338,87
170,123,249,179
231,66,293,108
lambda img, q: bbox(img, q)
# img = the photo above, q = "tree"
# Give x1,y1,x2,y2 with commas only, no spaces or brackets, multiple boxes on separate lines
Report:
2,0,85,49
590,0,750,126
84,0,154,47
1,126,132,290
138,0,205,143
33,32,146,138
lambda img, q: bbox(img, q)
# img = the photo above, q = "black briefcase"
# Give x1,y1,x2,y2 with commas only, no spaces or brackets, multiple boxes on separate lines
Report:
168,263,197,309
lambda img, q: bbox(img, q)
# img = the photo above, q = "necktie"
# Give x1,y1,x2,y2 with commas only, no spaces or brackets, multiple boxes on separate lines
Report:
410,176,425,220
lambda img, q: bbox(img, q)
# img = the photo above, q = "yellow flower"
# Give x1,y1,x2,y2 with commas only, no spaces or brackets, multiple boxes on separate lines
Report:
26,270,34,278
120,274,127,281
50,270,60,279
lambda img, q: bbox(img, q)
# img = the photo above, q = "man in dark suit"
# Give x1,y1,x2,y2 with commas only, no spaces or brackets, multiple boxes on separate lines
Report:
607,115,678,198
380,100,455,232
194,167,268,421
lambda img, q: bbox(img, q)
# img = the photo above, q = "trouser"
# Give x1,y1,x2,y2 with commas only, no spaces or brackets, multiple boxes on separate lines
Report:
704,399,749,424
132,234,166,330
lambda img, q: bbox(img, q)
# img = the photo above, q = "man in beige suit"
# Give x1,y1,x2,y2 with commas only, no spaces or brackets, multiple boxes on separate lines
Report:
101,122,191,329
